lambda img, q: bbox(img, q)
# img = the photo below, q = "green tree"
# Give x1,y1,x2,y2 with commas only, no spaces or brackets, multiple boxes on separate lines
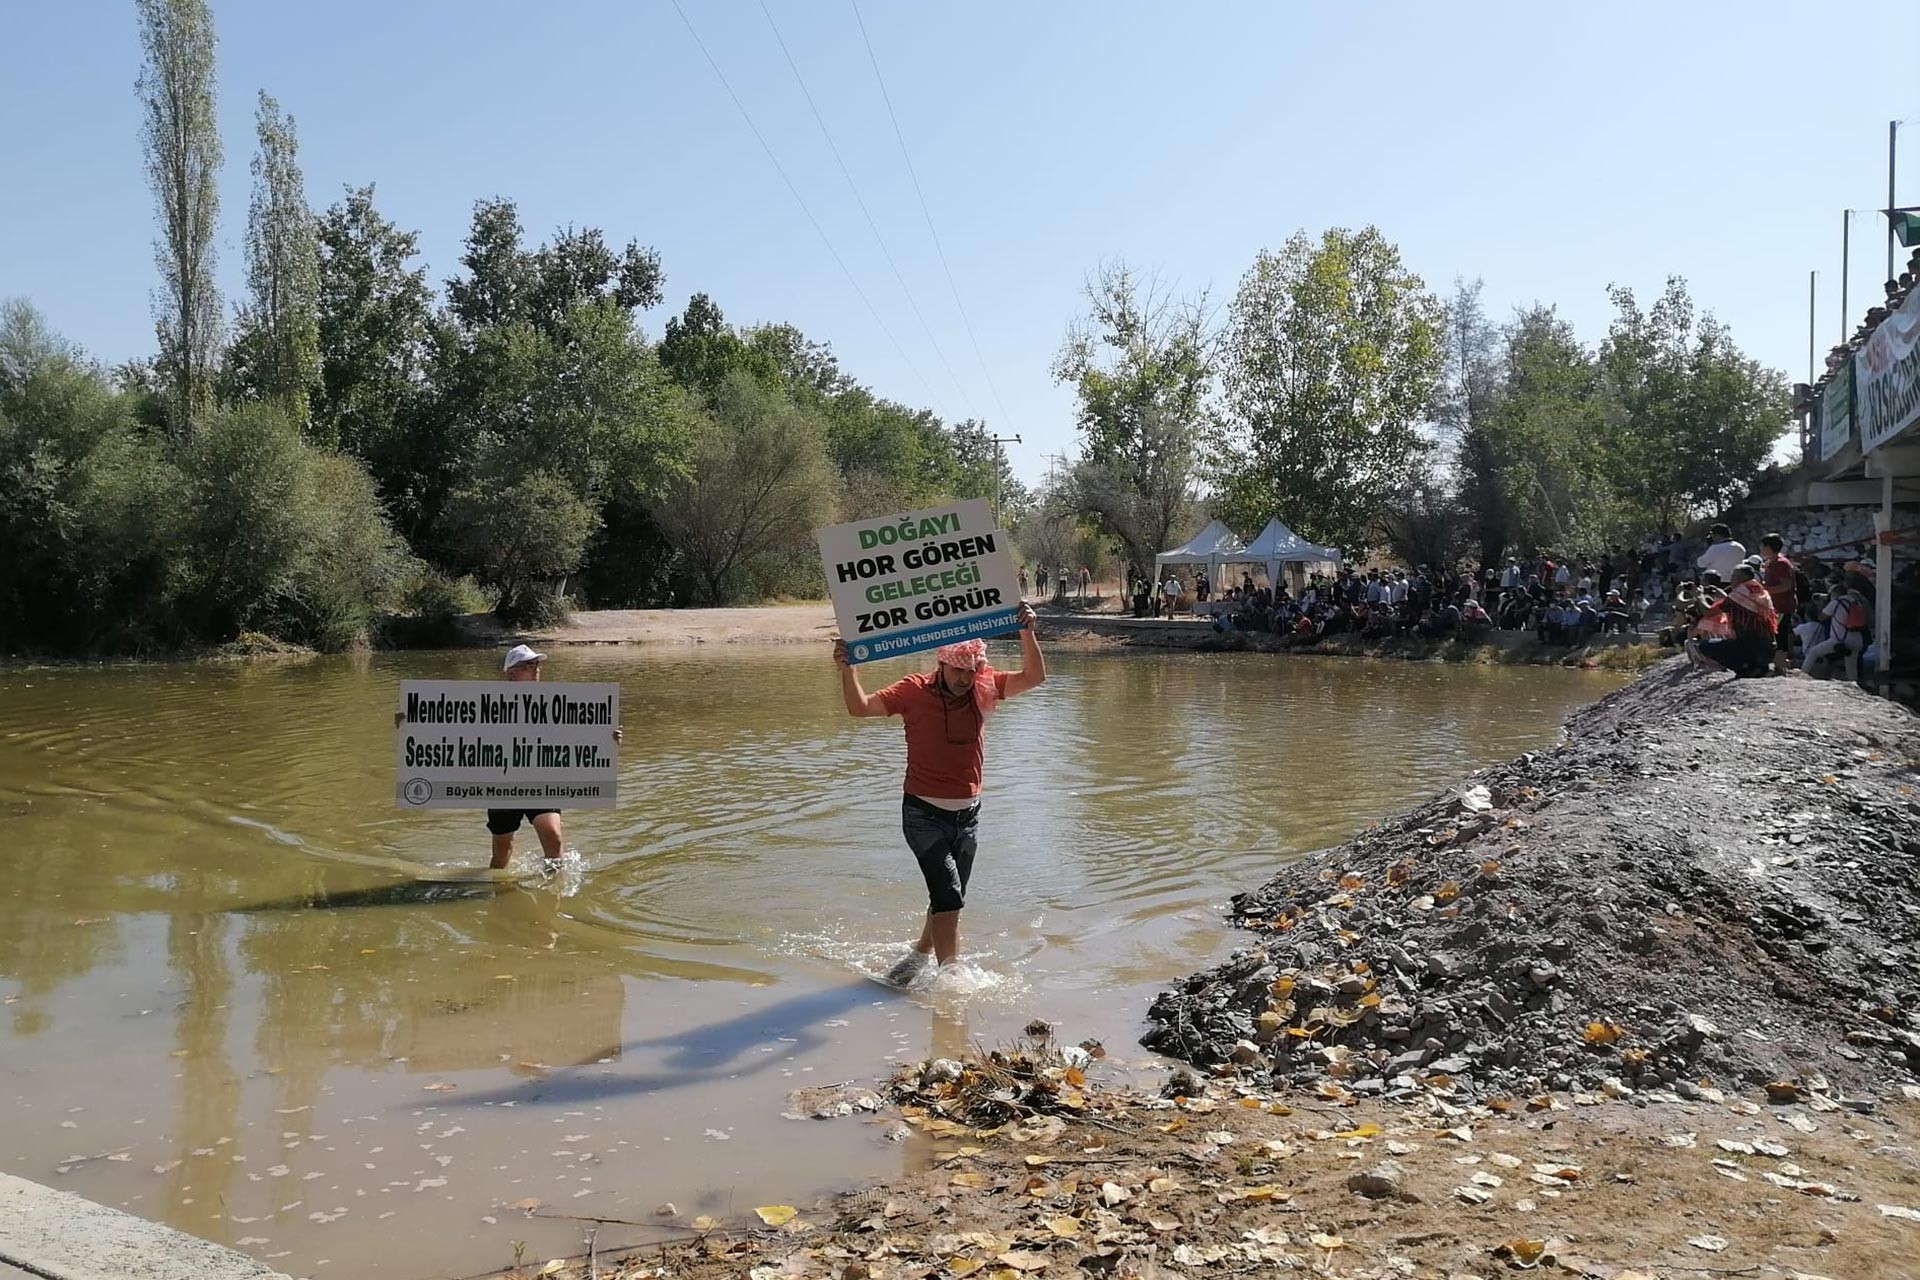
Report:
225,91,320,427
446,199,663,336
1596,277,1790,532
174,403,409,646
1484,306,1614,553
1439,278,1510,566
136,0,223,435
1215,227,1445,556
658,293,777,399
0,301,181,652
823,389,956,518
439,471,600,620
648,373,836,605
312,185,435,526
1052,263,1212,570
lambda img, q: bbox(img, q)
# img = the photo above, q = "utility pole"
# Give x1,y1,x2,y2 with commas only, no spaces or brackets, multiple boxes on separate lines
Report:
986,433,1021,527
1808,269,1816,384
1890,120,1902,284
1842,209,1852,341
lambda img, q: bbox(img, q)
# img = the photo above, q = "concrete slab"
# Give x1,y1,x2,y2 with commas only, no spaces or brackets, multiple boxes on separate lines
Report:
0,1175,289,1280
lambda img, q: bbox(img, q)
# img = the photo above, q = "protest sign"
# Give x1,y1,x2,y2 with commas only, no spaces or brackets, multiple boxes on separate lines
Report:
816,498,1021,664
396,680,618,810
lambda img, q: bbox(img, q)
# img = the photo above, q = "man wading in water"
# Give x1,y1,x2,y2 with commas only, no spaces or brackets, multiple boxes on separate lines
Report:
397,644,621,870
833,605,1045,985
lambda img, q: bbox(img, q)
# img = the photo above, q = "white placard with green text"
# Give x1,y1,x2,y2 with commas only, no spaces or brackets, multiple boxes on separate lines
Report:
816,499,1021,665
395,680,618,809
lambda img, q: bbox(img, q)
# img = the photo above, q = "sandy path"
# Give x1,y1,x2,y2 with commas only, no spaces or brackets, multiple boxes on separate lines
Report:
523,605,838,647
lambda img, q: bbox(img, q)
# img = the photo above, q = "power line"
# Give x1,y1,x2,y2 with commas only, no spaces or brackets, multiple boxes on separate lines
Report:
757,0,976,419
666,0,938,407
849,0,1013,431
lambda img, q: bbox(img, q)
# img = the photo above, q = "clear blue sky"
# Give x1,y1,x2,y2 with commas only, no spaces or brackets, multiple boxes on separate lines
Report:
3,1,1916,483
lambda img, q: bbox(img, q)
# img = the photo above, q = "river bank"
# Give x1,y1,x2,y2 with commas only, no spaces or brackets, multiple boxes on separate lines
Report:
459,604,1671,675
445,661,1920,1280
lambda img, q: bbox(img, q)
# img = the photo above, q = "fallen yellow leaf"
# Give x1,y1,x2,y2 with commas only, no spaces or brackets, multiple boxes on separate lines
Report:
949,1172,991,1190
1335,1122,1381,1140
996,1252,1049,1273
1023,1155,1052,1167
691,1214,718,1231
1309,1233,1345,1249
754,1205,798,1226
1499,1238,1547,1265
1045,1216,1081,1238
946,1258,984,1277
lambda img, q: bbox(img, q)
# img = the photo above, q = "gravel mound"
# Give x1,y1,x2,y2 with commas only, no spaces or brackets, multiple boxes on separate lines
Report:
1142,660,1920,1103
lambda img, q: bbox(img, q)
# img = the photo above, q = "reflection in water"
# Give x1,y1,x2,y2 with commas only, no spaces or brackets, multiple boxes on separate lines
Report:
0,648,1621,1278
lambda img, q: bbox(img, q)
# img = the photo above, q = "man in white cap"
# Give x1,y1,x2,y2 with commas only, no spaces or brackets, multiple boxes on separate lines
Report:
398,644,621,869
832,604,1044,984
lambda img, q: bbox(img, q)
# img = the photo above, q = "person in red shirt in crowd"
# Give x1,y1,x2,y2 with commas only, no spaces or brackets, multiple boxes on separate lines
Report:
1757,533,1799,671
833,604,1045,985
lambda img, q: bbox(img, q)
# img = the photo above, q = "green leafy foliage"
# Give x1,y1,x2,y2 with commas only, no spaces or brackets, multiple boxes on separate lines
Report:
648,373,837,605
1052,263,1211,572
0,302,411,654
1214,227,1446,557
438,471,600,622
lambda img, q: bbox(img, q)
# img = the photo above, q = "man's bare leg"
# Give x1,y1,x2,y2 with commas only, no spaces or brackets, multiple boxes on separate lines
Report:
530,812,566,862
490,833,515,870
926,910,960,965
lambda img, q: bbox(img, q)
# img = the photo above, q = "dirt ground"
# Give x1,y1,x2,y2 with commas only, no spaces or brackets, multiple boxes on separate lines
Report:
470,605,840,649
465,1041,1920,1280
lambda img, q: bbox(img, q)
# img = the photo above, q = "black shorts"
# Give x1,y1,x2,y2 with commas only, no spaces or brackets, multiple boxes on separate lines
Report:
902,795,979,914
1696,634,1770,677
486,808,558,836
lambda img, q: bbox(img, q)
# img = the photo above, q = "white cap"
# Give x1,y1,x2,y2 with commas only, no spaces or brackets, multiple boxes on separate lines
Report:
502,644,545,671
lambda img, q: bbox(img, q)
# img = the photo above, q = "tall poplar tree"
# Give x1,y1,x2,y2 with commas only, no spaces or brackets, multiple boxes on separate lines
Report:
136,0,222,435
228,91,320,427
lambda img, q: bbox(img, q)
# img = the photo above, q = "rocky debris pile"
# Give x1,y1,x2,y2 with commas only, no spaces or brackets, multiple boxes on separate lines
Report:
1143,660,1920,1103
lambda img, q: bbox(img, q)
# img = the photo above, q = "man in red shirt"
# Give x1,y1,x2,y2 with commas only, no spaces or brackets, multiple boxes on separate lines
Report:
1757,533,1798,671
833,603,1044,984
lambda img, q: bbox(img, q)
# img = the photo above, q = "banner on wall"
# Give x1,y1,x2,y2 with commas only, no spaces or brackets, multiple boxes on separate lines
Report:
1819,358,1854,461
1858,286,1920,454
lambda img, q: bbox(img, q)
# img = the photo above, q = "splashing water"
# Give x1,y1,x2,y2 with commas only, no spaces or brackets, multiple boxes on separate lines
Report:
530,847,588,898
780,928,1029,1007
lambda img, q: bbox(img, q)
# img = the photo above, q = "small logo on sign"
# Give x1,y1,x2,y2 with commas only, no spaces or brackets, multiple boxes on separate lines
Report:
401,777,433,806
853,643,870,660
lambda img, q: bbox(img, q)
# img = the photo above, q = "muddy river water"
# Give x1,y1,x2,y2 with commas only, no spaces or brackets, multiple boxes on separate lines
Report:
0,647,1621,1277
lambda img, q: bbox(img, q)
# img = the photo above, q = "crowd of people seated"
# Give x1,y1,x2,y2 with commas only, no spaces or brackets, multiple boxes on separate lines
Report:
1129,523,1894,678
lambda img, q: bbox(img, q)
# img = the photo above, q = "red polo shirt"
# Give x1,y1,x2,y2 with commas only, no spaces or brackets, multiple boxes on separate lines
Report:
876,670,1011,800
1760,553,1797,615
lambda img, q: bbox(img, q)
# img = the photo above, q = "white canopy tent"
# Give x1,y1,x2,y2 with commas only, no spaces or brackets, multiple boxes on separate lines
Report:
1153,520,1246,584
1217,518,1342,592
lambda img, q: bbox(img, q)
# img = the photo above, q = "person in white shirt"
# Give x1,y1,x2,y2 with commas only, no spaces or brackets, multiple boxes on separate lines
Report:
1387,572,1408,606
1500,559,1522,590
1697,523,1746,582
1552,561,1572,587
1160,574,1182,617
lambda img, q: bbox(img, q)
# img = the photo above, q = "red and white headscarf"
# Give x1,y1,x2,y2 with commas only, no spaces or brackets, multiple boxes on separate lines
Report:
934,639,987,671
934,639,998,719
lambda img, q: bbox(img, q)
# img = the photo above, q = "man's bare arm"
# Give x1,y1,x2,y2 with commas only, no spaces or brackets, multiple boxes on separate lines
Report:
834,640,888,717
1002,604,1045,699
